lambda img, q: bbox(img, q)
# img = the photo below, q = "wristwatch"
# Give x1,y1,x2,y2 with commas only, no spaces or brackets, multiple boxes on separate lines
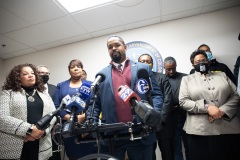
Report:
26,124,34,135
204,104,209,113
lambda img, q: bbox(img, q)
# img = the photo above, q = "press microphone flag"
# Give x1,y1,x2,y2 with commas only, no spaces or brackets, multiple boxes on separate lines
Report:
79,82,91,100
136,68,153,106
66,95,86,114
137,68,152,91
118,85,141,106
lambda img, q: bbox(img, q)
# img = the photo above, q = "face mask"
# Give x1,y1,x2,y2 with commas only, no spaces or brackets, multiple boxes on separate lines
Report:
206,51,213,61
194,63,209,73
40,75,49,83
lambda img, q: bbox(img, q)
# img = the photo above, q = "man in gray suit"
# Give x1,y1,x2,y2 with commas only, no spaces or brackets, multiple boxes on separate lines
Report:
37,65,56,99
37,65,60,160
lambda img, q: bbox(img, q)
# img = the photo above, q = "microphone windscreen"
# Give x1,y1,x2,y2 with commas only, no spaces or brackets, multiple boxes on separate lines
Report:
66,96,86,114
137,68,149,80
137,68,152,90
95,72,106,83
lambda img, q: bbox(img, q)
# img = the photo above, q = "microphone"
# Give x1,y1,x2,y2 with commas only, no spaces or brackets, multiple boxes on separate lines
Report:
117,85,162,131
66,95,86,114
62,94,87,138
136,68,153,106
79,82,91,100
118,85,141,106
36,94,71,130
90,73,106,92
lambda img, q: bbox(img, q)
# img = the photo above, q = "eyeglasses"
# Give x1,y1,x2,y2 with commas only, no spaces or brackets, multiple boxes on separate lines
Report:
139,60,152,64
194,59,208,65
38,72,50,75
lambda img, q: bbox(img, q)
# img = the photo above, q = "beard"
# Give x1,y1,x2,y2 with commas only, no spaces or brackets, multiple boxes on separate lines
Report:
111,51,122,63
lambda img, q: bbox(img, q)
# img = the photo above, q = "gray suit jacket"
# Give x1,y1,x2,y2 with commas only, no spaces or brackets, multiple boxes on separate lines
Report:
179,71,240,135
0,89,56,159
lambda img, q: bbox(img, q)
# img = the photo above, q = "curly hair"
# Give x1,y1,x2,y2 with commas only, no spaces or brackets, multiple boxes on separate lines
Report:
2,63,45,92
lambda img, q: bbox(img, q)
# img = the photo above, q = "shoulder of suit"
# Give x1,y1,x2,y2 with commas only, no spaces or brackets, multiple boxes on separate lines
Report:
56,79,70,87
48,83,56,87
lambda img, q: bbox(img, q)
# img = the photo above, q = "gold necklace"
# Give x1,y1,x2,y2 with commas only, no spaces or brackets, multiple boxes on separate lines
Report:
25,89,37,102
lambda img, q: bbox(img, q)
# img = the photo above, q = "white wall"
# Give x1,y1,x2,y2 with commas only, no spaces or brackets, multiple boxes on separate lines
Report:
1,6,240,87
0,58,3,86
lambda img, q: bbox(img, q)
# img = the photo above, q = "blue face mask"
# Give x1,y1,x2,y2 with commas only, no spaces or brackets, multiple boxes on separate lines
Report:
206,51,213,60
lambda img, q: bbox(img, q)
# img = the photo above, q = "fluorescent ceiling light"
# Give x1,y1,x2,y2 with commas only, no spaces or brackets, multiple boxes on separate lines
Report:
56,0,124,13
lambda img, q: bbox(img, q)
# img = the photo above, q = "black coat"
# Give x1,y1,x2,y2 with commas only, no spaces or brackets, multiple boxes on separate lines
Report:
153,72,175,139
47,83,56,100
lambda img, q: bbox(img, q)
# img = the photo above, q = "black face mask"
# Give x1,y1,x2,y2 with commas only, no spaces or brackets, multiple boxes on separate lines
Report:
40,75,49,83
194,63,209,74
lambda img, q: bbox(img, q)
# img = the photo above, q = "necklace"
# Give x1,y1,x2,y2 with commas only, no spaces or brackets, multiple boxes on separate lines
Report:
25,89,37,102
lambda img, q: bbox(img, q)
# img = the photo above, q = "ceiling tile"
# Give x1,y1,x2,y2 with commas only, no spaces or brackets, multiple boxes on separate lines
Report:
72,4,122,32
10,48,36,56
162,0,204,15
202,0,240,13
0,53,15,59
124,17,161,30
60,34,93,44
4,26,56,47
35,15,87,40
0,35,29,53
203,0,231,6
0,7,30,34
162,8,202,22
115,0,161,24
0,51,5,55
0,0,67,24
33,41,64,50
91,26,126,37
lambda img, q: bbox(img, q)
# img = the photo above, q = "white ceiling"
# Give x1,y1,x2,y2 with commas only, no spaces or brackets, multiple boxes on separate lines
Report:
0,0,240,60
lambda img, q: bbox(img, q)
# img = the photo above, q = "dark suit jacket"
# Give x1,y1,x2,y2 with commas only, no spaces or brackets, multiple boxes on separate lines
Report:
47,83,56,100
88,60,163,145
234,56,240,85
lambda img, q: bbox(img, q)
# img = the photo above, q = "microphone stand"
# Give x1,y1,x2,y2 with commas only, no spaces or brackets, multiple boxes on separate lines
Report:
86,83,102,154
62,106,77,138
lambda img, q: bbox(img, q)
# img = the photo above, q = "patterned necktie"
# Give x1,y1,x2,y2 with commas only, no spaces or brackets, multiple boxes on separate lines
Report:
118,64,122,74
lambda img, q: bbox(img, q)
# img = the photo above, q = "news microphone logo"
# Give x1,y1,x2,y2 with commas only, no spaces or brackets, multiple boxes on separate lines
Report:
118,85,141,106
136,78,149,94
63,94,71,105
79,82,91,100
66,96,86,114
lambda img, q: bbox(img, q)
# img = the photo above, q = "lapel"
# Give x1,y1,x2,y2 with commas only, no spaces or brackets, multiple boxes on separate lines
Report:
106,65,114,95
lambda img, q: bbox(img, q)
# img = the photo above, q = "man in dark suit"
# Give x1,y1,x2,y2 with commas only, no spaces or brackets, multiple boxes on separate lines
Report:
87,36,163,160
37,65,60,160
138,54,174,160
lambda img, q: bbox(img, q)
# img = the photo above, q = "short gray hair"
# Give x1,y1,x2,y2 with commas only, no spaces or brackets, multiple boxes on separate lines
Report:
36,65,49,72
164,56,177,65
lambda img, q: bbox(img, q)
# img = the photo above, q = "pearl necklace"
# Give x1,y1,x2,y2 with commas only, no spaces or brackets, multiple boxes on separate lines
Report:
25,89,37,102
